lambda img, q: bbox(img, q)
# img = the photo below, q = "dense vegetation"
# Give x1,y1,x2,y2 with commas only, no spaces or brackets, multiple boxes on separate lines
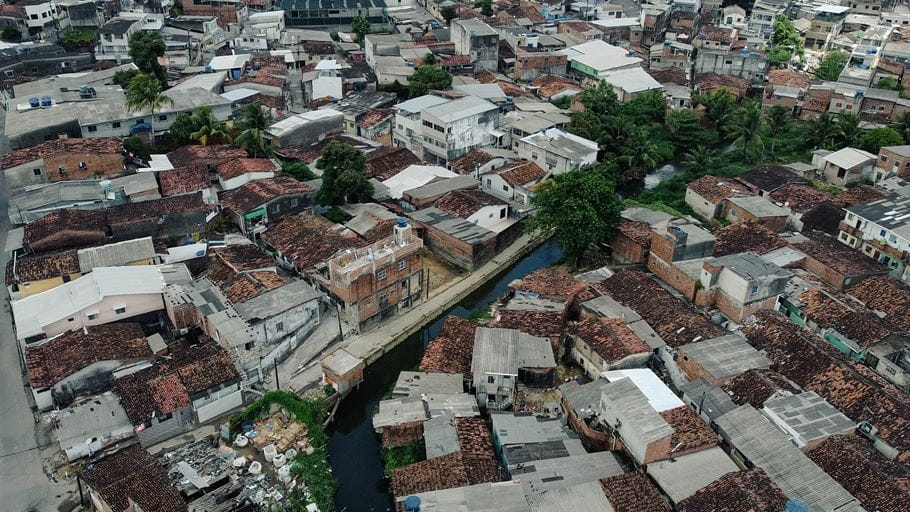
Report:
316,141,373,206
380,441,426,477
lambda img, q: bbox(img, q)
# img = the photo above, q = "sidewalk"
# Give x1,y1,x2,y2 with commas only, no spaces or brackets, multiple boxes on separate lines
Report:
284,233,547,392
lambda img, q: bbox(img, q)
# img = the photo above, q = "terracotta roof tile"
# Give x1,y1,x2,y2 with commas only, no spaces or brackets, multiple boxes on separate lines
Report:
687,175,750,204
768,184,834,213
26,323,149,389
659,405,719,454
648,66,689,86
450,149,496,175
435,189,506,219
2,138,123,170
595,270,724,347
493,160,546,187
799,288,898,347
694,73,748,94
510,267,586,304
795,232,888,278
157,164,210,197
767,69,812,89
23,209,108,253
420,316,476,375
721,368,801,409
5,249,79,285
837,185,888,207
743,311,910,462
391,452,470,497
81,445,187,512
149,373,191,414
493,309,565,342
220,176,314,214
215,158,278,180
601,471,670,512
358,108,395,129
807,434,910,512
260,213,362,270
848,276,910,330
454,417,502,484
166,144,247,168
616,220,652,247
221,271,289,303
574,317,651,365
107,192,207,226
366,147,423,180
739,164,807,193
531,74,583,98
713,222,787,257
212,244,274,273
677,468,788,512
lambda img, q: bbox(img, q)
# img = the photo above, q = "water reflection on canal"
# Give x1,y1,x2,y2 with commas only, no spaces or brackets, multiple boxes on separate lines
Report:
327,239,563,512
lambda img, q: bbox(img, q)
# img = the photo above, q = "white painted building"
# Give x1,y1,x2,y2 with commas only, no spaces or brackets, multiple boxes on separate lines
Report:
420,96,499,165
392,94,451,154
517,128,598,173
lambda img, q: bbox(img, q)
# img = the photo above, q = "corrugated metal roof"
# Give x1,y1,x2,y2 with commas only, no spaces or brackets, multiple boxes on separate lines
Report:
77,237,156,272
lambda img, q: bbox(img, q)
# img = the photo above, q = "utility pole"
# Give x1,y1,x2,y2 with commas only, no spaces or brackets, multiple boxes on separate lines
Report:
274,359,280,390
335,300,344,340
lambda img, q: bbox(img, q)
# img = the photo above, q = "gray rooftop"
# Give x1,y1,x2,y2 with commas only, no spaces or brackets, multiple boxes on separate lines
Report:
78,237,156,272
881,145,910,158
679,334,771,380
646,446,739,502
727,195,789,217
472,327,555,377
504,438,585,467
679,379,737,421
423,393,480,418
423,95,498,123
452,18,497,36
762,391,856,445
397,481,529,512
714,405,864,512
54,392,131,451
847,194,910,231
373,396,428,429
599,378,672,464
393,371,464,397
232,280,322,321
403,175,479,200
491,413,573,446
409,207,497,245
423,414,459,459
520,130,597,162
511,452,624,491
525,481,613,512
392,94,451,114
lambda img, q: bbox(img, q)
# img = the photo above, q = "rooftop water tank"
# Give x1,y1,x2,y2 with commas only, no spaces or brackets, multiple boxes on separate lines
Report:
404,496,421,512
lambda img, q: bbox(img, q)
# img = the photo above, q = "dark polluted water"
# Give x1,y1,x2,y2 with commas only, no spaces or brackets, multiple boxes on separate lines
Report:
327,239,563,512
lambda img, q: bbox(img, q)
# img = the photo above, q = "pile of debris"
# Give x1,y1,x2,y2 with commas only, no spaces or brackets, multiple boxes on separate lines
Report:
248,410,312,454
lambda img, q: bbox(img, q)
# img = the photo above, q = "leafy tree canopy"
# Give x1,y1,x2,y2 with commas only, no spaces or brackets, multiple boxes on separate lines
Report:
526,169,622,266
128,31,167,84
813,51,848,81
113,68,140,89
352,16,371,44
316,142,373,206
859,127,904,154
408,65,453,97
876,76,903,93
440,6,457,24
283,162,316,181
1,28,21,42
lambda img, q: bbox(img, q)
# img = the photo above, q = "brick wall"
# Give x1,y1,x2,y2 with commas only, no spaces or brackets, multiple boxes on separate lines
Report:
648,230,677,262
611,232,648,264
562,396,615,452
676,351,718,384
722,201,787,232
642,435,672,464
179,0,238,27
44,152,123,182
646,254,699,301
799,255,848,289
877,147,910,176
714,291,777,323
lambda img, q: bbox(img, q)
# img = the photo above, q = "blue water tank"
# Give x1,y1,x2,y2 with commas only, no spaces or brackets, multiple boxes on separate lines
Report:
396,217,408,228
404,496,421,512
28,97,39,108
40,96,52,106
786,500,809,512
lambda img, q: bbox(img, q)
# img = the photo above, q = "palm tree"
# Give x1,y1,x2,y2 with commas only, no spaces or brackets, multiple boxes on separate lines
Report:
894,111,910,143
836,112,862,147
807,112,839,150
190,106,231,146
240,104,272,131
683,146,717,174
235,105,272,157
727,101,765,161
235,128,270,158
765,105,790,158
694,88,736,132
618,129,659,183
125,73,173,144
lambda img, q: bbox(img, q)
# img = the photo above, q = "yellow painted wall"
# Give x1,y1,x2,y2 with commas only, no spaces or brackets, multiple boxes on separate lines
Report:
14,273,83,299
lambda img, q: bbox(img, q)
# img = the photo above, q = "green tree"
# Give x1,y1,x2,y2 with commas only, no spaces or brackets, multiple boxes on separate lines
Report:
694,88,736,132
727,101,765,161
1,28,22,42
768,15,803,67
235,104,273,157
408,65,452,97
240,104,272,131
352,16,371,44
525,169,622,267
666,109,713,156
768,47,793,68
836,112,862,148
623,89,666,125
282,162,316,181
617,129,659,184
765,105,790,158
682,146,717,174
475,0,493,16
166,112,197,144
112,68,139,89
235,129,269,157
895,111,910,143
123,135,151,159
128,31,167,84
423,52,436,65
316,142,373,206
189,106,231,146
441,6,457,25
813,51,848,81
125,73,172,143
876,76,903,92
806,112,839,149
858,127,904,154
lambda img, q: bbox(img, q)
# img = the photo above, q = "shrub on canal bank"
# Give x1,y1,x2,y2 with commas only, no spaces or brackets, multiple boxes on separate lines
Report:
380,440,426,477
230,391,337,512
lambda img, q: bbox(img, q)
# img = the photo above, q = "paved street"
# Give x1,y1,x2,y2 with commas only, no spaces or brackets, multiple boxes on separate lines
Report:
0,104,77,512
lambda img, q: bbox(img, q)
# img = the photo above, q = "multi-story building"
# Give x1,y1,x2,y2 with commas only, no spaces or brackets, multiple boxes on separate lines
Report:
874,145,910,181
517,128,598,173
22,0,66,42
323,219,423,330
804,4,848,50
392,94,451,155
694,45,769,82
839,194,910,276
279,0,389,27
95,17,141,63
451,18,499,72
839,25,893,87
745,0,785,40
420,95,499,165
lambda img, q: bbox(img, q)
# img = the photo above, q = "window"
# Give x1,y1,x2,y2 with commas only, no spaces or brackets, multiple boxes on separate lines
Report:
502,184,509,191
30,14,37,19
158,412,173,422
377,269,387,280
291,198,299,207
114,306,126,315
271,204,280,213
87,312,98,321
87,125,97,132
276,321,284,332
500,209,506,218
112,121,121,128
398,261,407,271
158,114,167,121
62,275,71,283
880,229,887,237
58,166,65,174
3,70,13,78
750,285,759,295
882,155,889,161
32,168,41,176
67,317,75,322
487,376,495,384
486,179,492,186
379,294,388,307
244,341,255,350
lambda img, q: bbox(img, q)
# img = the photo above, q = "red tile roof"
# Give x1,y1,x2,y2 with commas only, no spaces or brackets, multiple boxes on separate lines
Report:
391,451,498,498
420,316,476,375
694,73,748,95
837,185,888,207
794,232,888,278
768,184,833,213
848,276,910,330
220,176,313,214
23,209,108,253
5,249,80,285
450,149,496,175
743,311,910,462
799,287,897,348
739,164,807,193
687,175,750,204
601,471,671,512
222,271,289,303
767,69,812,89
2,138,123,169
676,469,788,512
493,160,546,187
616,220,652,247
510,267,586,304
659,405,719,454
81,445,187,512
721,369,801,409
358,108,395,129
713,222,787,257
26,323,150,389
648,66,689,86
574,317,651,365
435,189,506,219
532,74,583,98
107,192,208,226
157,164,210,197
260,213,362,270
366,147,423,180
166,144,248,168
215,158,278,180
807,434,910,512
211,244,275,274
493,309,565,342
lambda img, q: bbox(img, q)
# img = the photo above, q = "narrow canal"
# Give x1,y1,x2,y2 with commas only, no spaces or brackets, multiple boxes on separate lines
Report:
326,238,564,512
